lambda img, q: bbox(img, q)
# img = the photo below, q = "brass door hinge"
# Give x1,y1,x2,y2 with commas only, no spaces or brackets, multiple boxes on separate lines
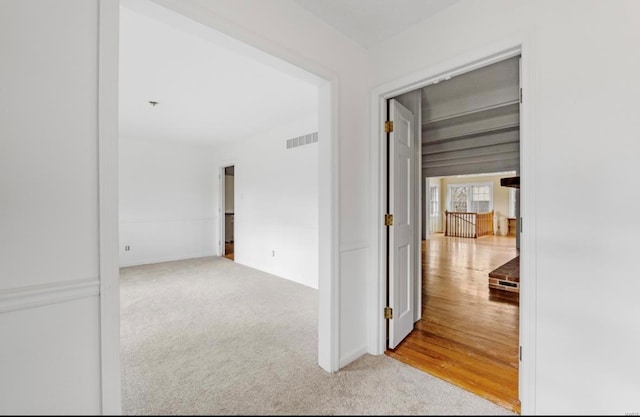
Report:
384,214,393,226
384,120,394,133
384,307,393,319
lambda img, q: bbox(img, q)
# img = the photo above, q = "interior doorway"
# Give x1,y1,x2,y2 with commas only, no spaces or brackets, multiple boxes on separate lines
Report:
222,165,235,261
383,55,523,413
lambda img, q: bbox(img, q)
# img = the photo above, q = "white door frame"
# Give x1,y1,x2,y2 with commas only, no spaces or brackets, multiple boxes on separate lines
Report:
368,33,538,414
98,0,340,414
98,1,121,414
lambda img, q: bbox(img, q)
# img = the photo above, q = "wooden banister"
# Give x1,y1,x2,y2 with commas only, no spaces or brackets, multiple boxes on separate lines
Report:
444,210,494,238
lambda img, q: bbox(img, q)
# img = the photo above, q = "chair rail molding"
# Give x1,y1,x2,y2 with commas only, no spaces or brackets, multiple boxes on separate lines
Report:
0,278,100,314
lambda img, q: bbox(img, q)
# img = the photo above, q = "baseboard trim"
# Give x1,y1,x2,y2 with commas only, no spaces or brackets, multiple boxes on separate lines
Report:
0,278,100,313
119,216,215,225
339,345,368,368
119,252,217,268
339,240,369,253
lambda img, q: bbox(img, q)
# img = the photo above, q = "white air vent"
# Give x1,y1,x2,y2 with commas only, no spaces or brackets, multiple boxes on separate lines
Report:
286,132,318,149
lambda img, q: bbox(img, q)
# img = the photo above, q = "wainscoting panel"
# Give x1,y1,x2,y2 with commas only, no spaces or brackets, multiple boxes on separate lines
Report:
0,294,102,414
339,244,369,368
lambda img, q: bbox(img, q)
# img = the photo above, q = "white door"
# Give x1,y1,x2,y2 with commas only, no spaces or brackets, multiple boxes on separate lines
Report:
388,98,416,348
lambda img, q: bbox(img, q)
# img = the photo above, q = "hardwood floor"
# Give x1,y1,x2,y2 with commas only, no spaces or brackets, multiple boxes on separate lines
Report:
224,242,234,261
386,233,520,413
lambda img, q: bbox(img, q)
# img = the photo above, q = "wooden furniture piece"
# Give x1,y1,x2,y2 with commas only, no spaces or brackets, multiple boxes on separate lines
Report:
507,217,517,236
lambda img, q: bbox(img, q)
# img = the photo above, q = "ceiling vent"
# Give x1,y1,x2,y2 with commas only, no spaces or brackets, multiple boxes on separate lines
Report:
286,132,318,149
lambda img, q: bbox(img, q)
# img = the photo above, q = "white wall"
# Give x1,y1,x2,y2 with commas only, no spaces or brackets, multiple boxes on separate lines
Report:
120,112,319,283
370,0,640,414
119,139,217,267
213,115,319,289
0,0,102,413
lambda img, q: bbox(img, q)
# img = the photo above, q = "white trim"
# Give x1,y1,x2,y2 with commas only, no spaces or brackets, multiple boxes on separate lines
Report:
120,216,215,224
368,32,537,414
368,92,387,354
98,0,121,415
0,279,100,313
339,345,368,369
119,252,218,268
339,240,369,253
317,78,340,372
416,105,423,323
517,31,538,416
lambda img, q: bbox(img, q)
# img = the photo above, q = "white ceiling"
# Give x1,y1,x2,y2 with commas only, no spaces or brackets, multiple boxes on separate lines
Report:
293,0,460,48
119,3,319,146
119,0,460,146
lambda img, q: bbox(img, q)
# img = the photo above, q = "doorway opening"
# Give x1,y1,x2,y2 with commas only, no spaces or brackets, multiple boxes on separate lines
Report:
221,165,235,261
383,55,523,413
110,0,337,412
100,0,340,412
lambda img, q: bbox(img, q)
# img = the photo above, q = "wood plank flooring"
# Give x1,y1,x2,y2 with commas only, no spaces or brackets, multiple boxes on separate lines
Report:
386,233,520,413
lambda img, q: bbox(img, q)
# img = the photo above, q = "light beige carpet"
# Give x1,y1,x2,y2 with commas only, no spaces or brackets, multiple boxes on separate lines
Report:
120,256,515,415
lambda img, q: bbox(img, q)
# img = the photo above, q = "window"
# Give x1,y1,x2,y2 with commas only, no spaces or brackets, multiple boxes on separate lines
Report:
429,184,441,233
429,185,439,216
471,184,491,213
448,182,493,213
450,185,468,212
